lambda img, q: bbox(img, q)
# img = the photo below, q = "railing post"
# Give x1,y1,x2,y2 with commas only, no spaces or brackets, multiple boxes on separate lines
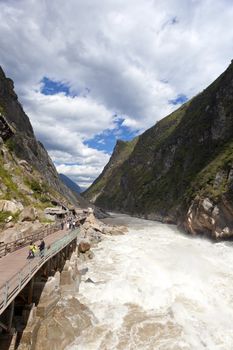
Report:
18,271,22,290
29,260,32,276
7,299,15,332
3,282,9,307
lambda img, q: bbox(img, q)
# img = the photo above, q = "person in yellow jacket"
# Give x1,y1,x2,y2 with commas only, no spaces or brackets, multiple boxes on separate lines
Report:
32,243,38,257
27,242,35,259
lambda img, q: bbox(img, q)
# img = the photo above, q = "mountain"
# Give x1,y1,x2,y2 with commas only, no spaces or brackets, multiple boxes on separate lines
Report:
84,61,233,240
59,174,82,194
0,66,90,231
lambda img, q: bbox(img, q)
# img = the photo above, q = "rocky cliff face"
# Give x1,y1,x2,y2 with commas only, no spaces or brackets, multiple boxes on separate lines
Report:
84,61,233,239
0,67,89,222
0,67,87,206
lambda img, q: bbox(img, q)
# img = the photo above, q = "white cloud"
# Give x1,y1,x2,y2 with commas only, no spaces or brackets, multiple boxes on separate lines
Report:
22,90,111,187
56,163,103,188
0,0,233,186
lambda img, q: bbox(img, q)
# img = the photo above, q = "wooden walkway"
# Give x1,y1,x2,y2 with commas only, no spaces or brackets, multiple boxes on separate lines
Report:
0,228,71,288
0,227,80,316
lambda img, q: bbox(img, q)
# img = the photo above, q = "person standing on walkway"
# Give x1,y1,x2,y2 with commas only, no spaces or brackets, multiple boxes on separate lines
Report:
32,243,38,257
27,242,34,259
38,239,45,258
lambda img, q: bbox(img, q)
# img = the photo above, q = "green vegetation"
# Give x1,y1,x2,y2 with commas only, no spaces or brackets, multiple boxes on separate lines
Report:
39,217,54,224
0,152,53,209
185,140,233,201
84,61,233,219
28,179,43,193
0,105,4,114
0,155,24,201
84,137,139,200
0,211,12,223
5,137,16,152
0,210,20,228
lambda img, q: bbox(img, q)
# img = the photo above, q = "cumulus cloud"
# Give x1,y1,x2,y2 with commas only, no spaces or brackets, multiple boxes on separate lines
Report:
0,0,233,186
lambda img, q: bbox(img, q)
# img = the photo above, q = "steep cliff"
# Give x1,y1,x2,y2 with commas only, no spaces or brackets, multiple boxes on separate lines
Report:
0,66,89,225
84,61,233,239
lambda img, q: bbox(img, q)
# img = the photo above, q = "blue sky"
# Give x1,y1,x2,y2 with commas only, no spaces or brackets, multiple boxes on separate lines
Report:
41,77,139,155
41,77,71,96
169,94,188,105
84,121,138,154
1,0,233,188
40,77,182,156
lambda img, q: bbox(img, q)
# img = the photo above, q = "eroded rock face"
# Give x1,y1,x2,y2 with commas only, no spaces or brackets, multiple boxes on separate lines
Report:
185,196,233,239
34,298,92,350
0,66,89,210
19,206,38,222
83,62,233,239
78,241,91,253
81,212,128,241
0,199,24,214
0,221,43,243
40,272,61,301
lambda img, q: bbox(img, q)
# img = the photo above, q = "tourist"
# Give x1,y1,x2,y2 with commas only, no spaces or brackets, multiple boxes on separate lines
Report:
27,242,34,259
38,239,45,258
66,221,70,230
32,243,38,257
61,221,64,230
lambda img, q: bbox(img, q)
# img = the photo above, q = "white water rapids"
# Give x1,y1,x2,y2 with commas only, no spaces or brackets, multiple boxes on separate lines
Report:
67,214,233,350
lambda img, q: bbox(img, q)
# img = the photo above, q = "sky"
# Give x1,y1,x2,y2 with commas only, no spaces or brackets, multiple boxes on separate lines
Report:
0,0,233,189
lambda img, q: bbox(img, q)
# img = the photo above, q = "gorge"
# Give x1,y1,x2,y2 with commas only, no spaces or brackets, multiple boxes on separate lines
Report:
0,58,233,350
84,61,233,240
66,213,233,350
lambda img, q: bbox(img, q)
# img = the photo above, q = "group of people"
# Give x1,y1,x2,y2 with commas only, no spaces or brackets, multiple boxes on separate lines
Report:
61,218,77,231
27,239,45,259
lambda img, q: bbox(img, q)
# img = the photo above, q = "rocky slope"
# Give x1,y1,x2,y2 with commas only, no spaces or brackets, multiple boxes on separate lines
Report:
84,61,233,239
59,173,82,194
0,66,90,234
15,211,127,350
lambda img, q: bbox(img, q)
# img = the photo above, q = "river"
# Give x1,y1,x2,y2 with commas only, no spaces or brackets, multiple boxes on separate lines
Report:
67,213,233,350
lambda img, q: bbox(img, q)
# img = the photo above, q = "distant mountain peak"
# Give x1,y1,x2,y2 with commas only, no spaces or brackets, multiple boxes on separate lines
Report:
59,173,82,194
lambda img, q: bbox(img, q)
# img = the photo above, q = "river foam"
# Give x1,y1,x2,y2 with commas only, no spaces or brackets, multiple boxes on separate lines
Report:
67,214,233,350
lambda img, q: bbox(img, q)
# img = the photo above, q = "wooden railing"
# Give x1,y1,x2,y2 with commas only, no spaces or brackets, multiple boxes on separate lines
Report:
0,228,79,315
0,223,61,258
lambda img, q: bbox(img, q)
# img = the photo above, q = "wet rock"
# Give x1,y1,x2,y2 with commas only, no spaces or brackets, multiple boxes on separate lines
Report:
185,196,233,239
163,216,176,225
201,198,214,213
40,272,61,300
87,250,94,259
85,277,95,283
78,241,91,253
34,298,93,350
102,224,127,235
79,267,88,275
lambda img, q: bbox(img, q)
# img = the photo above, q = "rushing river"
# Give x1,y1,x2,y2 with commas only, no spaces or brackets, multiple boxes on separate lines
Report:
67,214,233,350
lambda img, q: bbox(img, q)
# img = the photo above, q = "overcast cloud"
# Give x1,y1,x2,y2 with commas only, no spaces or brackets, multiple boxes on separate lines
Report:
0,0,233,187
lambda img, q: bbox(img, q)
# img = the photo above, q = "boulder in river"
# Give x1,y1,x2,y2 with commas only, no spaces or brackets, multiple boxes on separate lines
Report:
78,241,91,253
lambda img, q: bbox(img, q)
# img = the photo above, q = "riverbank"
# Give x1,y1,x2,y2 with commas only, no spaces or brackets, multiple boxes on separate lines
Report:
17,210,127,350
67,214,233,350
